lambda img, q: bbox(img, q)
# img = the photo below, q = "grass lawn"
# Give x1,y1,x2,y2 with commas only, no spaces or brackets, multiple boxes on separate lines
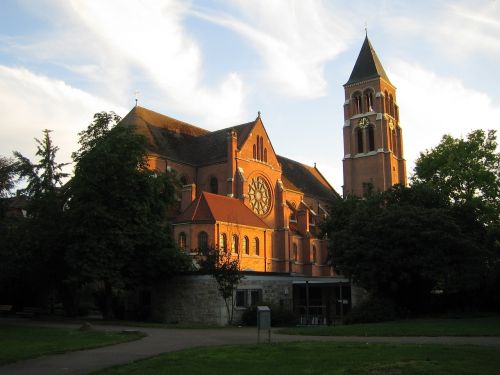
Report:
93,342,500,375
277,316,500,337
0,325,145,365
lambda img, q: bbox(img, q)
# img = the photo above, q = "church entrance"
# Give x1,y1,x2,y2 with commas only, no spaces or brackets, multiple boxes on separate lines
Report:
292,281,351,325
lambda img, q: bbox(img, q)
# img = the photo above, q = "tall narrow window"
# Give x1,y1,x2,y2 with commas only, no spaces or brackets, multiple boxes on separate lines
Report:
210,176,218,194
356,128,364,153
364,90,373,112
254,237,260,256
368,125,375,151
353,92,362,114
178,232,187,250
389,95,394,117
312,245,317,264
231,235,239,254
219,233,227,251
263,148,267,163
256,137,261,160
253,144,256,159
198,231,208,250
243,236,249,255
384,91,389,113
293,243,298,262
260,137,264,161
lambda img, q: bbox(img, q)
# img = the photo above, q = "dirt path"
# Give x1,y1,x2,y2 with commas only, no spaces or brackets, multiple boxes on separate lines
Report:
2,320,500,375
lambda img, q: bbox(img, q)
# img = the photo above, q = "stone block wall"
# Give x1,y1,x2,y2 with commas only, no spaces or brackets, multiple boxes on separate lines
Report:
152,274,294,326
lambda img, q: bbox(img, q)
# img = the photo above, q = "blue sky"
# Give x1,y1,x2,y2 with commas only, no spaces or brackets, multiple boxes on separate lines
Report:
1,0,499,192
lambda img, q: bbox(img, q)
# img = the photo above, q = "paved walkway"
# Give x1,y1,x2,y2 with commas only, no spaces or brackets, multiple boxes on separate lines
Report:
2,319,500,375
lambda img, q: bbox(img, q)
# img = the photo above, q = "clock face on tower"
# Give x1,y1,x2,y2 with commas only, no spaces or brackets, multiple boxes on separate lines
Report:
248,176,272,216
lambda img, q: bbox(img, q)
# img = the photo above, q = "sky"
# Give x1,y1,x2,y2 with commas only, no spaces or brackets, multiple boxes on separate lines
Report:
1,0,499,193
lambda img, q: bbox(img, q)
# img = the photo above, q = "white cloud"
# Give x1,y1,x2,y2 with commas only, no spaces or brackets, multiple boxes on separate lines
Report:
433,1,500,59
389,59,500,176
193,0,355,98
0,65,125,172
62,0,246,127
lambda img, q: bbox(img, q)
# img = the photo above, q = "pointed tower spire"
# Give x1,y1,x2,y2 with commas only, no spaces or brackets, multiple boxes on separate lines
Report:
345,36,391,86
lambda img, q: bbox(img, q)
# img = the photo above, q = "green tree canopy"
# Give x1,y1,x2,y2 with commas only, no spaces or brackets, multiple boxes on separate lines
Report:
66,115,190,318
413,129,500,224
326,185,493,313
1,130,69,308
0,156,17,199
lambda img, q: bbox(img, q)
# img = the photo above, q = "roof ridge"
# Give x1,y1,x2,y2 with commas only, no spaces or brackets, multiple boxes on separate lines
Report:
131,106,209,135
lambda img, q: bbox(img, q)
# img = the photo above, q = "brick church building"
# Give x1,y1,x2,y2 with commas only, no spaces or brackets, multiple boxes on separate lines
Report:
121,35,406,325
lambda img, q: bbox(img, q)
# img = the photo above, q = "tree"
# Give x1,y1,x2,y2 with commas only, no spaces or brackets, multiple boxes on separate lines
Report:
65,115,190,319
0,156,17,199
326,185,492,313
72,111,121,163
4,130,69,308
413,129,500,225
198,246,243,324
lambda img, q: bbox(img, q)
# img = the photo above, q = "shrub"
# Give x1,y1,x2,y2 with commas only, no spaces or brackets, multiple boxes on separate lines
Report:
343,297,401,324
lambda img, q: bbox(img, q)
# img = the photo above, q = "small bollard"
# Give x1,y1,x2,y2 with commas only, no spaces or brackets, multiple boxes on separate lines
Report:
257,306,271,343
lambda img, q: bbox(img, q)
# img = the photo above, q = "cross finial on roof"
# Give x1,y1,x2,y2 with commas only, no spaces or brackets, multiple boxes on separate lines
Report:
257,110,261,118
364,21,368,37
134,90,140,107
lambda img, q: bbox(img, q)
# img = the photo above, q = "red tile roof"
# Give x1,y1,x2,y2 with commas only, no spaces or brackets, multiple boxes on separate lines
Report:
174,192,270,229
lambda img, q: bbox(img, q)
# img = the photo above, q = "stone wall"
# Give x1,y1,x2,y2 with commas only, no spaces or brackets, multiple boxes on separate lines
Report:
152,274,294,326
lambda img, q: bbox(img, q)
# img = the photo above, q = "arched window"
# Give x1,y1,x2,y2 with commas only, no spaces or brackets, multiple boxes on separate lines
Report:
260,137,264,161
384,91,389,113
356,127,364,153
256,136,261,160
219,233,227,251
254,237,260,256
353,92,362,114
364,90,373,112
198,231,208,250
243,236,249,255
312,245,317,264
253,144,256,159
389,95,394,117
210,176,218,194
263,148,267,163
368,125,375,152
178,232,187,250
293,243,298,262
231,235,239,254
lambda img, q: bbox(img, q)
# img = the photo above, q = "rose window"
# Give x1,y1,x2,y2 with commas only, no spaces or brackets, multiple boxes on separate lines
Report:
248,176,271,215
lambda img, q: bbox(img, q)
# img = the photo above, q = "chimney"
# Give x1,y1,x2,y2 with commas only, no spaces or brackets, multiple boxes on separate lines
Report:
181,183,196,212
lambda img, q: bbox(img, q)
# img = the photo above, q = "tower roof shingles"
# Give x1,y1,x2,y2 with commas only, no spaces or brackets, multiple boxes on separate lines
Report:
345,36,391,86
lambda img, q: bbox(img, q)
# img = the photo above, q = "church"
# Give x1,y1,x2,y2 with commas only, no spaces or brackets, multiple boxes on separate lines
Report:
120,35,406,325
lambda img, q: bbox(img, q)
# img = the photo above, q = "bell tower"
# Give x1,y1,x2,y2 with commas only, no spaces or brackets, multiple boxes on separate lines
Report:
342,35,407,197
